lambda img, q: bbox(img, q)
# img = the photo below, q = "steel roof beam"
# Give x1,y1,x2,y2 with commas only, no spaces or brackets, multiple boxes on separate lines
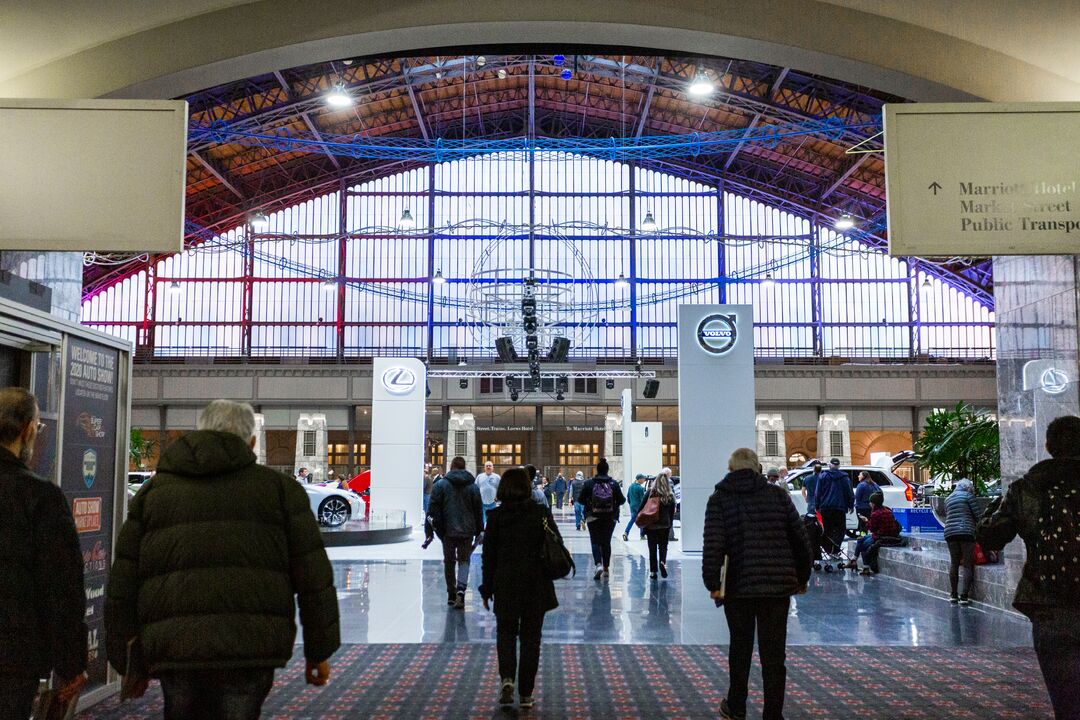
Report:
191,150,245,201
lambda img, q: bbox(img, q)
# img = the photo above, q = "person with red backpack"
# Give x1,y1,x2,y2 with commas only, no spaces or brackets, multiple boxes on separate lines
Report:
979,415,1080,720
578,458,626,580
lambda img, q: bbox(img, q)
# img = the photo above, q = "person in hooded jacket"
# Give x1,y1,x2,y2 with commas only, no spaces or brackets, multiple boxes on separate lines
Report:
428,456,484,609
105,400,339,720
979,415,1080,720
943,478,980,605
578,458,626,580
570,471,587,530
480,467,561,710
640,469,677,579
552,473,568,510
814,458,854,557
703,448,811,720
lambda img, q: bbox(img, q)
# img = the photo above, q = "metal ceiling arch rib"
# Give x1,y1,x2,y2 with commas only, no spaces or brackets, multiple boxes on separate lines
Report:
82,51,992,309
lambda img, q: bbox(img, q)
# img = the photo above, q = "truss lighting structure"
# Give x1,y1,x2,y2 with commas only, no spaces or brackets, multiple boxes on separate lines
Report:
426,370,657,379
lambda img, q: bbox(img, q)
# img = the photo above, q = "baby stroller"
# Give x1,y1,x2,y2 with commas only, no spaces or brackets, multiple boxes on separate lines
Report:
805,513,853,573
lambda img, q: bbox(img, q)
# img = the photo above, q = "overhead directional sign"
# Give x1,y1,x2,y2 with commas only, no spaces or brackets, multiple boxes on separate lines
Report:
884,103,1080,256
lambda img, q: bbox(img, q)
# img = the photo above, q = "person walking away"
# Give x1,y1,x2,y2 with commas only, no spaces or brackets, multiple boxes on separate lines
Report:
802,461,823,516
553,473,567,510
524,465,548,507
979,415,1080,720
849,492,901,574
944,478,980,605
854,471,881,532
703,448,811,720
480,468,561,710
0,388,87,717
622,473,647,541
815,458,854,558
570,471,586,530
579,458,626,579
105,400,339,719
640,469,677,579
476,461,501,525
429,456,484,609
423,466,435,514
542,476,554,508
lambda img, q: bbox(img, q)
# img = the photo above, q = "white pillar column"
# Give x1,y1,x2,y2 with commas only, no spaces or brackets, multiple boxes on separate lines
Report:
447,411,476,472
253,413,266,465
817,413,851,464
371,358,427,525
294,413,328,481
756,413,787,470
604,412,624,481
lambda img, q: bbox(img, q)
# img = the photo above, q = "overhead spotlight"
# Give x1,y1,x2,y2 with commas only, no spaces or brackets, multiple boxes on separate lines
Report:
643,379,660,399
398,208,416,229
547,336,571,362
435,70,444,79
615,273,629,289
476,55,486,67
640,211,657,232
459,378,469,390
507,375,521,392
168,281,181,296
496,337,518,362
834,214,855,231
249,211,270,230
458,357,467,366
560,69,573,81
322,278,337,292
510,389,519,402
497,69,507,79
432,269,446,284
921,276,933,292
342,59,353,66
688,71,714,97
553,54,566,67
325,82,354,107
761,272,775,289
555,376,568,401
605,378,615,390
555,389,564,401
523,316,539,334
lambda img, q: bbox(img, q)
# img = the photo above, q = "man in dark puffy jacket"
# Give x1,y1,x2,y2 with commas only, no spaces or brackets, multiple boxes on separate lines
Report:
106,400,340,719
703,447,811,720
0,388,87,717
979,415,1080,720
814,458,854,557
428,455,483,609
578,458,626,580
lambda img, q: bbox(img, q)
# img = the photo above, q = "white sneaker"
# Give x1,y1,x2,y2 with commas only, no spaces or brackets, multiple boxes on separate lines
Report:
594,564,604,580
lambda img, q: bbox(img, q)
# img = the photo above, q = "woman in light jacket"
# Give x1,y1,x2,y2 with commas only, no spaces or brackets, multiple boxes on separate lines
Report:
943,478,980,606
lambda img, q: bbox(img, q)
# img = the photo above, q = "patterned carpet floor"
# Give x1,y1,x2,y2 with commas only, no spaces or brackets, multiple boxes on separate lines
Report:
79,643,1050,720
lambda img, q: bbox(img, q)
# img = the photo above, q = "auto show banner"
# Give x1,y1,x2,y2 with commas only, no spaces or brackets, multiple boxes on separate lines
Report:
371,358,426,525
678,305,755,552
61,336,120,693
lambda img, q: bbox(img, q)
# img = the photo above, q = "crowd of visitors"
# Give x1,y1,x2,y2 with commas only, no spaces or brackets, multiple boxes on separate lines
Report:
4,384,1079,719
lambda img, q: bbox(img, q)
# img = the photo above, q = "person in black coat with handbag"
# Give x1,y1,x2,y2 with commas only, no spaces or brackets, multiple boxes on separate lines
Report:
480,467,561,710
703,448,812,720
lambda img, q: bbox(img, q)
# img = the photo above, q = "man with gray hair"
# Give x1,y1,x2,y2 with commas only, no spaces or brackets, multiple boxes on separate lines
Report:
106,399,340,719
0,387,87,717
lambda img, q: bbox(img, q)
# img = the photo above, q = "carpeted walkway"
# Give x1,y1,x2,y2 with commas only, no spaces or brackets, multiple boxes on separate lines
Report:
78,643,1050,719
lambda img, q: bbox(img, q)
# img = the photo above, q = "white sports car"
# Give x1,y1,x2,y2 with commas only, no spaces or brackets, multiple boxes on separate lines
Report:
304,482,363,527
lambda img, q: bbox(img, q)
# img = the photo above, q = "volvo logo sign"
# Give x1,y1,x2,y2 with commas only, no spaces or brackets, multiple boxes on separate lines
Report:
381,366,417,395
696,313,738,356
1040,367,1070,395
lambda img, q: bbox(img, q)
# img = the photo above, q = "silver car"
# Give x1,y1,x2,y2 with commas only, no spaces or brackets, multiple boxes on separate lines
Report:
786,464,914,531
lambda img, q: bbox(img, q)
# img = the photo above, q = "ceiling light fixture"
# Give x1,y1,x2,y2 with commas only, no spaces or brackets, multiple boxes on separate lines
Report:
476,56,486,67
688,71,714,97
560,69,573,81
398,208,416,229
325,82,353,107
921,276,932,291
761,272,775,289
834,214,855,231
249,211,269,230
168,281,181,295
615,273,629,289
497,69,507,79
432,270,446,284
640,211,657,232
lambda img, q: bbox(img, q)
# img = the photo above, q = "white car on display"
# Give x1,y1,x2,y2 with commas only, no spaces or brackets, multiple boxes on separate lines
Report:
785,464,914,531
304,482,363,527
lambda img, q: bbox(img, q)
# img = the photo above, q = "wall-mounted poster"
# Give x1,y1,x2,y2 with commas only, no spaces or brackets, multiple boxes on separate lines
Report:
60,337,119,693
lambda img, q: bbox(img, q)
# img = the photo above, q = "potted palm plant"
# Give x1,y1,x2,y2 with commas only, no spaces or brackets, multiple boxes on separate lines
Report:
914,403,1000,526
129,428,157,470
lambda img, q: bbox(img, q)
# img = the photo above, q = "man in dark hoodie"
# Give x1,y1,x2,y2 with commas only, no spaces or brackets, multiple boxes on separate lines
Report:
106,400,340,719
0,387,87,717
429,455,484,609
703,447,811,720
979,415,1080,720
814,457,854,557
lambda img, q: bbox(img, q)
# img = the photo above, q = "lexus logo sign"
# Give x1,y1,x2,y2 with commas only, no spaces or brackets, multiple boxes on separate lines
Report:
381,366,417,395
696,313,738,356
1040,367,1070,395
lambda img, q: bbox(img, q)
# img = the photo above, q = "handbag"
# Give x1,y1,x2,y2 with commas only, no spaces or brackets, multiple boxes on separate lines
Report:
541,515,575,579
635,494,662,528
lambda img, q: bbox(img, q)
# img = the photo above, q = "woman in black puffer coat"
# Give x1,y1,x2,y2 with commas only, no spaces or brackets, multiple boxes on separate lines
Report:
480,467,561,711
703,448,811,720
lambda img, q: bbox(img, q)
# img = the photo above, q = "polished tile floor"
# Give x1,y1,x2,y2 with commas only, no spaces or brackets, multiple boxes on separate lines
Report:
329,515,1034,649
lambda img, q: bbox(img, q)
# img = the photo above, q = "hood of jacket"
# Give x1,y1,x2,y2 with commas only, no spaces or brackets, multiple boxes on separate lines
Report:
156,430,256,478
591,474,614,483
1024,456,1080,488
444,468,476,488
716,467,767,494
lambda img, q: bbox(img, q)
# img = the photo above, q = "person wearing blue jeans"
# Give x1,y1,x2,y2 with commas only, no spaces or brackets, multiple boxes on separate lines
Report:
570,471,586,530
622,474,646,541
475,461,500,526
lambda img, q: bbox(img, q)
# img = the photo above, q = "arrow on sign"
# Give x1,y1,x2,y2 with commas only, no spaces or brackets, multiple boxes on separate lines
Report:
928,181,942,195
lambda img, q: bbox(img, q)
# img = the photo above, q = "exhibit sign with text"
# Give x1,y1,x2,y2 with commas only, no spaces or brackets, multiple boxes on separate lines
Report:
61,337,120,693
677,305,756,552
885,102,1080,256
